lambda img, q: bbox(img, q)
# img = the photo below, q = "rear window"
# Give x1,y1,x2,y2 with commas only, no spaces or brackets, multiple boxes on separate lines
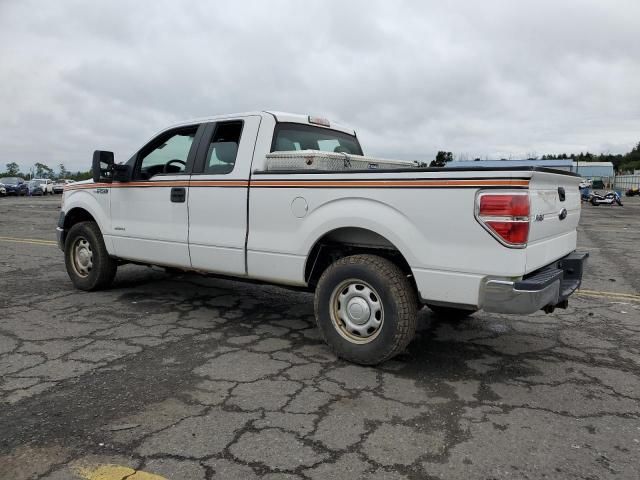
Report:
271,123,362,155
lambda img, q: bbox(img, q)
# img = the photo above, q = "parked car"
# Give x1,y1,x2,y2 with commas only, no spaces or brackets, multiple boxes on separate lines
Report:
28,180,44,196
0,177,28,196
31,178,54,195
57,111,587,365
578,178,592,189
53,179,75,194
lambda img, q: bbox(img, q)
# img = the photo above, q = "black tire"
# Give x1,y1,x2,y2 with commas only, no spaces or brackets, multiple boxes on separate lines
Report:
590,197,599,206
314,254,417,365
64,221,117,291
426,304,476,320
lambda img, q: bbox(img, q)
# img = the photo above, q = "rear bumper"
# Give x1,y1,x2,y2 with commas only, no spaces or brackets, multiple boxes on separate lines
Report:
480,251,588,314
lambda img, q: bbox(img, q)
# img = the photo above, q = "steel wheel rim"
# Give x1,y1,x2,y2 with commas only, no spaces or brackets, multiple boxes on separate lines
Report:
329,279,384,344
71,236,93,278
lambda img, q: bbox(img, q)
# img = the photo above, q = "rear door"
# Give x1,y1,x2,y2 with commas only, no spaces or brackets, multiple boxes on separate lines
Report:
109,124,205,267
188,115,261,276
526,171,581,272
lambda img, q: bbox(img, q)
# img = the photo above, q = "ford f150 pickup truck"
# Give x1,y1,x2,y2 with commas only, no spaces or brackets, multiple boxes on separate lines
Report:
57,111,587,364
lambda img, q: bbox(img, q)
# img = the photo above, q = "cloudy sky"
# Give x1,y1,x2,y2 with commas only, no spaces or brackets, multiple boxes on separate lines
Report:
1,0,639,173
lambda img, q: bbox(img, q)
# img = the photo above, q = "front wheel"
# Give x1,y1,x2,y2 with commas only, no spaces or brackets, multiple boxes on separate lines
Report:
314,254,417,365
64,221,117,291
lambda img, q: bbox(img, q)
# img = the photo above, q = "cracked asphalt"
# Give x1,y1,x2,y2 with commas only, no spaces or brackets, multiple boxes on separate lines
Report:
1,195,639,480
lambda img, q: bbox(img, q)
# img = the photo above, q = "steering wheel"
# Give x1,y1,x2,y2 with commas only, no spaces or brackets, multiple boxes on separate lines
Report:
163,159,186,173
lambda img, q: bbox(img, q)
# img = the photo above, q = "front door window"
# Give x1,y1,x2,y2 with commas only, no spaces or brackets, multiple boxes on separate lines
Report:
136,127,197,180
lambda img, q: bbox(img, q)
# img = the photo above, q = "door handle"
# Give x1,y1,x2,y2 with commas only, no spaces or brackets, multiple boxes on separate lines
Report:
170,187,186,203
558,187,566,202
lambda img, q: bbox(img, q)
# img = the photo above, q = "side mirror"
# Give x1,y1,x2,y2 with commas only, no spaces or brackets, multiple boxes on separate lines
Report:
92,150,114,183
113,164,131,182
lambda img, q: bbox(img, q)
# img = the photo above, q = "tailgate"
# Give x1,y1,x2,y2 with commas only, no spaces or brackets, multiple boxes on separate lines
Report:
526,171,581,273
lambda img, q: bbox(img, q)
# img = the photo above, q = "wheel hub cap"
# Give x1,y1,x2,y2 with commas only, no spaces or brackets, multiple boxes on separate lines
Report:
331,280,384,344
346,297,370,325
72,237,93,277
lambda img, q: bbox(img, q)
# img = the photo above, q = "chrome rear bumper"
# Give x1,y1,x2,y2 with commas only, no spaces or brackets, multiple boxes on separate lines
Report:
480,251,589,314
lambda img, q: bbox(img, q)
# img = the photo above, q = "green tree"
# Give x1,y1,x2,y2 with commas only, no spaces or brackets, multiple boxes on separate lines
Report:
68,170,93,181
619,141,640,172
430,151,453,167
34,162,53,178
58,163,69,179
5,162,20,176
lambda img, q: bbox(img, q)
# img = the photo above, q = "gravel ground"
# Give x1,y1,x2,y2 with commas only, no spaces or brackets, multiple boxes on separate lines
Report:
0,194,639,480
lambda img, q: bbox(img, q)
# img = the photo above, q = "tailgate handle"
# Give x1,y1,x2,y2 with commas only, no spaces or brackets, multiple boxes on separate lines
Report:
557,187,566,201
170,187,186,203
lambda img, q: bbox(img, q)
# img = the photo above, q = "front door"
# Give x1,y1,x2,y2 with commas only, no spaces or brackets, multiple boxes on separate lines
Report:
188,116,261,275
109,124,204,267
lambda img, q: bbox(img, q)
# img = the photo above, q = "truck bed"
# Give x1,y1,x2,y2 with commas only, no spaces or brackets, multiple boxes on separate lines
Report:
248,166,581,307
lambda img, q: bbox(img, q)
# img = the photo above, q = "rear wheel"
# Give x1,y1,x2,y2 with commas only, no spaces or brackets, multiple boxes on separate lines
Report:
314,254,417,365
64,221,117,291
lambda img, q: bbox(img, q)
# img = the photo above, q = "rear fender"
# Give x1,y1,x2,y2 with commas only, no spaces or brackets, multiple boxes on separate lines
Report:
301,197,422,267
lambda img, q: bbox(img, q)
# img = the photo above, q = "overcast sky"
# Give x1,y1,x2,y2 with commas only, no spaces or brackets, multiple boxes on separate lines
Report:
1,0,639,173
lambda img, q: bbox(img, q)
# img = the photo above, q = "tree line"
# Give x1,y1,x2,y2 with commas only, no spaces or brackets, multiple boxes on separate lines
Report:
539,141,640,173
5,141,640,177
429,141,640,173
0,162,92,181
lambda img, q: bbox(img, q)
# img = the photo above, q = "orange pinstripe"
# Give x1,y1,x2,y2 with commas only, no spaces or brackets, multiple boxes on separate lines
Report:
64,178,530,191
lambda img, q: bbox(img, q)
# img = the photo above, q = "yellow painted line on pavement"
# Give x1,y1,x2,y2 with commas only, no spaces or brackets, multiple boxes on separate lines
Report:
0,235,57,246
75,464,167,480
576,289,640,302
579,229,640,233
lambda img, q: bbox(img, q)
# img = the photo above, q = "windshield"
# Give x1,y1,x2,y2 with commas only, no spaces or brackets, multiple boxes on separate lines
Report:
1,177,19,185
271,123,363,155
31,180,44,185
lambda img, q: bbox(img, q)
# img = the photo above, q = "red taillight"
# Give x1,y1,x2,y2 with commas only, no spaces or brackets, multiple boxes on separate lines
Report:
485,221,529,245
479,194,529,217
476,192,530,247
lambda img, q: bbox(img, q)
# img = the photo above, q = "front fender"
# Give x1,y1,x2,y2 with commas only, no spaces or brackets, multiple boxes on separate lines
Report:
62,188,112,253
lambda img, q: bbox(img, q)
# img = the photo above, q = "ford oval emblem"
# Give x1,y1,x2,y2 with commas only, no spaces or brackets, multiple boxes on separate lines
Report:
559,208,568,220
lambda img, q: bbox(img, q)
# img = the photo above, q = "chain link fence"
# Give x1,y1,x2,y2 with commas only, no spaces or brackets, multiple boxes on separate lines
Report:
584,176,640,191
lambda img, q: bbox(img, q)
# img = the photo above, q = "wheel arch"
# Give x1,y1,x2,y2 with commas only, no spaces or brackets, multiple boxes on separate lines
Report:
304,226,417,294
63,207,98,230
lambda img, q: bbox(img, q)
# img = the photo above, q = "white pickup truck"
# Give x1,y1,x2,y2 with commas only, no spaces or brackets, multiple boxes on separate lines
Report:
57,111,587,364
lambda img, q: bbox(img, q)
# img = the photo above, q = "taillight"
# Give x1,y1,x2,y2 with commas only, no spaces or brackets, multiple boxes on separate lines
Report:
476,191,530,247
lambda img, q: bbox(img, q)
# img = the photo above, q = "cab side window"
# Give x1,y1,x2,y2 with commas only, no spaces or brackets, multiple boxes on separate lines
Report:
204,121,243,175
136,126,198,180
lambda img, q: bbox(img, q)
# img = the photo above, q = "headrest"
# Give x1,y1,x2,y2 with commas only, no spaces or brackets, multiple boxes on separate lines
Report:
213,142,238,164
275,138,297,151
